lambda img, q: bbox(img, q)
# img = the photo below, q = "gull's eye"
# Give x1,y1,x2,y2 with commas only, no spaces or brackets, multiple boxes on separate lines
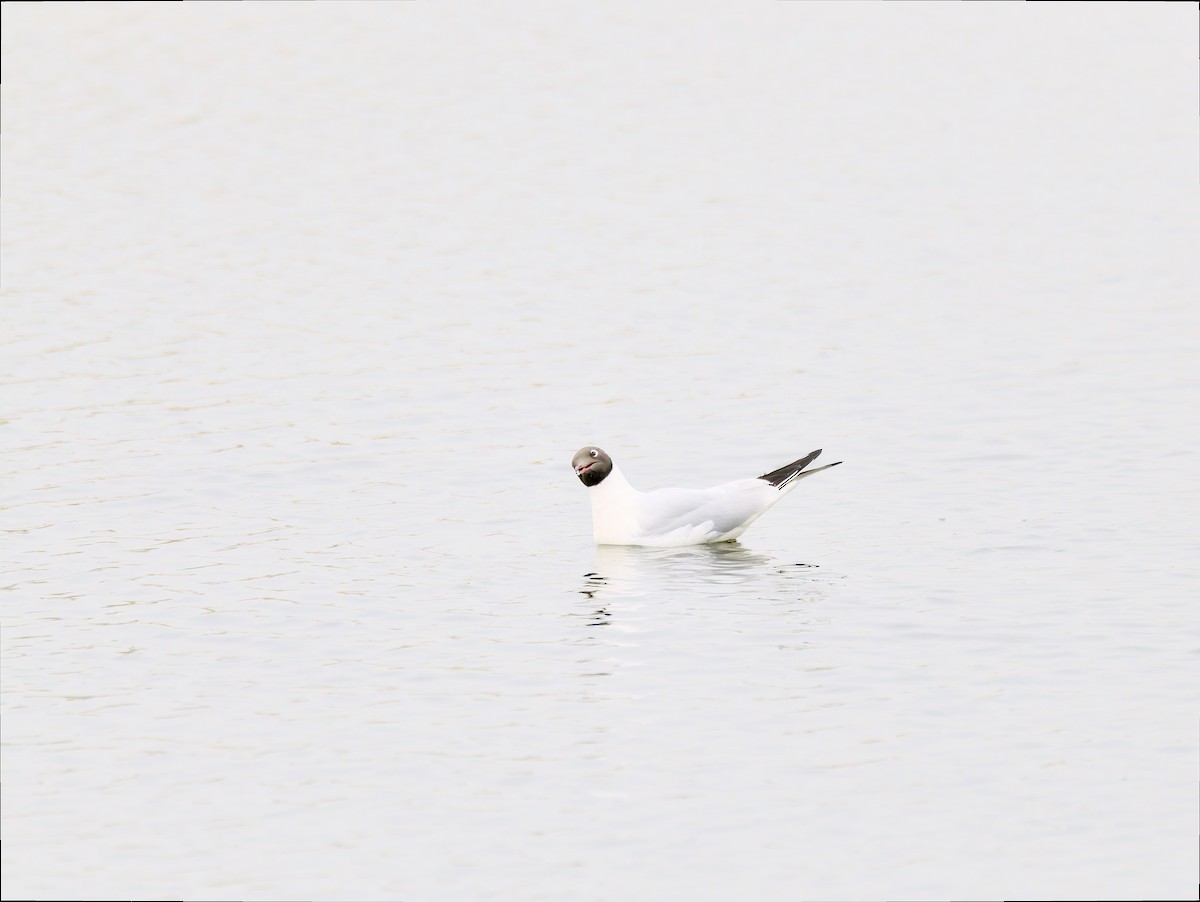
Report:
590,449,598,458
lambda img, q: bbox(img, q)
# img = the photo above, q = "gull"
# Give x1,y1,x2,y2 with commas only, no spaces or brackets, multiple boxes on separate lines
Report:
571,445,841,547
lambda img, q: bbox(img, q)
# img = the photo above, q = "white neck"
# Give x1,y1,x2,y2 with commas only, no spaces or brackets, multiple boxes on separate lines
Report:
586,463,640,545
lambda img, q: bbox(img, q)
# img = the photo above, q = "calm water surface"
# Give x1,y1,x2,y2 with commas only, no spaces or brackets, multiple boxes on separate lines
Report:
3,4,1197,900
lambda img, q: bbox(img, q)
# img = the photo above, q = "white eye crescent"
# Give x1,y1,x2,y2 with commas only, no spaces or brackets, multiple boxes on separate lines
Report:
589,449,598,458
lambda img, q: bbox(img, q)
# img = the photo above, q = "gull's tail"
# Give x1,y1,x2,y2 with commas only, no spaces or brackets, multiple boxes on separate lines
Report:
758,449,842,489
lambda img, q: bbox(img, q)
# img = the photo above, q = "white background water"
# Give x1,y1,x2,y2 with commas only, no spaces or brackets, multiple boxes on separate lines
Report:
3,4,1196,900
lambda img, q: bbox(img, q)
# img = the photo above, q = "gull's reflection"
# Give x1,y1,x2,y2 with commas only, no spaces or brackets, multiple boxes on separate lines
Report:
575,543,825,605
568,545,833,685
584,543,776,599
577,572,612,626
579,571,607,600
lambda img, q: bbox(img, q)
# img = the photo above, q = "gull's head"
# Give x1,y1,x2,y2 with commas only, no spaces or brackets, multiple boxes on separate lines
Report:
572,446,612,487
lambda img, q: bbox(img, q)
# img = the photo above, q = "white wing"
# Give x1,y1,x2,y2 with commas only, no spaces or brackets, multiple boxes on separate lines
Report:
635,479,779,544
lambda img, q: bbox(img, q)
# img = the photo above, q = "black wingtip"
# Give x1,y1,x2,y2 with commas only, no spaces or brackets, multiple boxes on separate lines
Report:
758,449,823,487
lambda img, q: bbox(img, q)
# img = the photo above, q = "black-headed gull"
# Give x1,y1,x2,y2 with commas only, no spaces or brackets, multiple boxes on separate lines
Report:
571,445,841,546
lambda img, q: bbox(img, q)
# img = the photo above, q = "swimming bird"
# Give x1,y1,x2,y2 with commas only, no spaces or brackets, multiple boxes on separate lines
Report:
571,445,841,547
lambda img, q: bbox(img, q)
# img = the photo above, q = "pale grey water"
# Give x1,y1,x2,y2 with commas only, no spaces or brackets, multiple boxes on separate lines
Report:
2,4,1197,900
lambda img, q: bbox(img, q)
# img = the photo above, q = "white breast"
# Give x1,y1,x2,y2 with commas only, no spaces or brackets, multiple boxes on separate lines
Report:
584,465,641,545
